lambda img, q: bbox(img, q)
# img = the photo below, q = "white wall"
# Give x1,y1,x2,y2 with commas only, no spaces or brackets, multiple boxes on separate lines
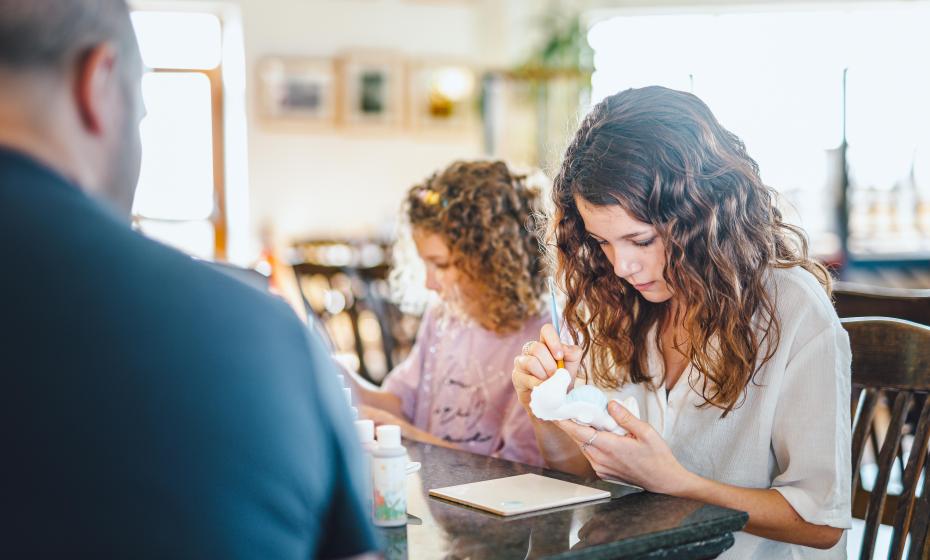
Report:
166,0,518,251
241,0,494,242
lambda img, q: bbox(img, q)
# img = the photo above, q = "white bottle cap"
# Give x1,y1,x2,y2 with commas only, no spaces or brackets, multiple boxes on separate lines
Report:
376,424,402,449
343,387,353,407
355,419,375,443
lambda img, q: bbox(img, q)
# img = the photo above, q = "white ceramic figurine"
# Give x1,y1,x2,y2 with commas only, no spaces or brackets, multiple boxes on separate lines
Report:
529,368,640,435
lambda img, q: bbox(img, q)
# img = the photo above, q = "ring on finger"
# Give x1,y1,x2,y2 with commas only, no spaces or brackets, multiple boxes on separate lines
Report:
521,341,535,355
581,430,599,451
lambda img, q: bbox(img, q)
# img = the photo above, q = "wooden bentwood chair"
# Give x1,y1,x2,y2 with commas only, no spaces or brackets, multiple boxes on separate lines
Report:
844,317,930,559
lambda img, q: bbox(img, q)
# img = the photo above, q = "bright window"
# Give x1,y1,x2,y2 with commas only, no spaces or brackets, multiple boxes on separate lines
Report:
588,3,930,258
134,72,215,221
130,10,226,260
132,11,222,70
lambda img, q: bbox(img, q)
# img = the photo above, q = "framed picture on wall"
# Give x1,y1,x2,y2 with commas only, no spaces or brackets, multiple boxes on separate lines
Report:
257,56,336,126
339,51,405,130
407,61,479,134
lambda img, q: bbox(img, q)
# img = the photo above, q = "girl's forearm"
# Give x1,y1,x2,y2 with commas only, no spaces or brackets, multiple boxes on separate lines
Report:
530,416,595,477
343,367,406,417
675,472,843,550
403,424,457,449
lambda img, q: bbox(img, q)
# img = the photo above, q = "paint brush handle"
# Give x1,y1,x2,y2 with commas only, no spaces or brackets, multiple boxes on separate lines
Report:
548,277,566,370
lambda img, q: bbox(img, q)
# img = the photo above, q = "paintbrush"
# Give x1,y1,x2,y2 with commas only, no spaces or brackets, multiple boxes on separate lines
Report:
548,277,565,369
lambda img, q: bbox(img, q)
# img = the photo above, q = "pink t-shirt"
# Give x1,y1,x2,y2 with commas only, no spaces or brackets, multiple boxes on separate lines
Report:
382,304,545,466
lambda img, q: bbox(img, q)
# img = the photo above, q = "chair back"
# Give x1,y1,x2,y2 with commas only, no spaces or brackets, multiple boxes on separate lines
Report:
835,281,930,325
844,317,930,560
292,260,416,383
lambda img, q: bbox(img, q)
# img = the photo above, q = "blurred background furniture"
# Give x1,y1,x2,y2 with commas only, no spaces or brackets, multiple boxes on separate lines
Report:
835,284,930,558
844,317,930,560
834,282,930,326
290,239,419,384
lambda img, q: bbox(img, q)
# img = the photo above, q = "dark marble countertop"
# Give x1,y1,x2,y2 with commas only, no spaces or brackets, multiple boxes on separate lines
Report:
378,441,748,559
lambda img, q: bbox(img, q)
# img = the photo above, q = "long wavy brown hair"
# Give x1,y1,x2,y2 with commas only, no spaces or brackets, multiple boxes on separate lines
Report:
552,86,831,414
403,160,547,334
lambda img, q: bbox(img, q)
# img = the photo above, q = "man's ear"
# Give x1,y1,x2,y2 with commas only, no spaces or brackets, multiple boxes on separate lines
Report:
74,43,119,135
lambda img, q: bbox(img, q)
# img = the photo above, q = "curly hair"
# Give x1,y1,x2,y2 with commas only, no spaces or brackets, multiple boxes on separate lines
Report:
552,86,831,414
402,160,547,334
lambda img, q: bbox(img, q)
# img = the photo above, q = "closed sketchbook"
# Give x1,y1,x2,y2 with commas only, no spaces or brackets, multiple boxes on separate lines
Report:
428,473,610,516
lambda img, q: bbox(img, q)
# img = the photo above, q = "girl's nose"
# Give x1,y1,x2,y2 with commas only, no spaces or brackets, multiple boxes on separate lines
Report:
425,270,441,292
614,258,643,278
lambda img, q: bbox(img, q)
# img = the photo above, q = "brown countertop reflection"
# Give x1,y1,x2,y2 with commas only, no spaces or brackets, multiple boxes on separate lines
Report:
378,441,748,560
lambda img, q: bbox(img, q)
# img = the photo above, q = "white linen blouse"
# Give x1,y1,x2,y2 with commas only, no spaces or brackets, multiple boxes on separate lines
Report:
600,266,852,559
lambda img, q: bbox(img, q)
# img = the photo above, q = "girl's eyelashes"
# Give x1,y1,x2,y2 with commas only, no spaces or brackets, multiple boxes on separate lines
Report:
588,235,654,248
423,257,451,269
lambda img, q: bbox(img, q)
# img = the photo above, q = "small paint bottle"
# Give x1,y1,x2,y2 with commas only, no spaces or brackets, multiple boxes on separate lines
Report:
343,387,358,419
371,424,407,527
354,419,376,520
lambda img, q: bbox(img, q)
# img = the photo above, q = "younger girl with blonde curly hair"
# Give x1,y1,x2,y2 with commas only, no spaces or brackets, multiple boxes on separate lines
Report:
349,160,548,466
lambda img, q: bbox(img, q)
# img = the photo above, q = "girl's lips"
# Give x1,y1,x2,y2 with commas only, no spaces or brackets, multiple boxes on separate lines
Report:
634,281,655,291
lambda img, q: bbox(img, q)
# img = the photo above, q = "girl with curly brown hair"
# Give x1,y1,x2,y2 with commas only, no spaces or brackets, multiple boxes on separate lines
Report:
348,160,548,466
512,87,851,557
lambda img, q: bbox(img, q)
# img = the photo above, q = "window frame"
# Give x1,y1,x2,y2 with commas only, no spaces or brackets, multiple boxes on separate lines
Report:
131,10,228,261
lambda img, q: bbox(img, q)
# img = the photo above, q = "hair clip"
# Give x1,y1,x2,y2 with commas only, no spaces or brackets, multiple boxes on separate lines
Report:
418,188,443,206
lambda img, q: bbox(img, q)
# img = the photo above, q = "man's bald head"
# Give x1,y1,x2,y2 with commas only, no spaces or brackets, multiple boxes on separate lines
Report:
0,0,144,215
0,0,138,73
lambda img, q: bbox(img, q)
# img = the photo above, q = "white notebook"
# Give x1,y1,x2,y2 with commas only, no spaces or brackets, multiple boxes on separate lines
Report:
429,473,611,516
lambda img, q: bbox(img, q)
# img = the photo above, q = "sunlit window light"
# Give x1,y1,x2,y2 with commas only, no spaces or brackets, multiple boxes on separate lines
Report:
137,219,215,260
133,72,215,221
588,3,930,256
131,11,222,70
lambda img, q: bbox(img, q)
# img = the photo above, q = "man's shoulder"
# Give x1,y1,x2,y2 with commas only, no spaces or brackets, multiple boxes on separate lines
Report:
0,152,312,370
137,241,313,363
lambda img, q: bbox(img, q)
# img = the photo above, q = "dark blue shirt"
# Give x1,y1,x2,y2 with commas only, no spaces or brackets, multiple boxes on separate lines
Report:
0,147,379,559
